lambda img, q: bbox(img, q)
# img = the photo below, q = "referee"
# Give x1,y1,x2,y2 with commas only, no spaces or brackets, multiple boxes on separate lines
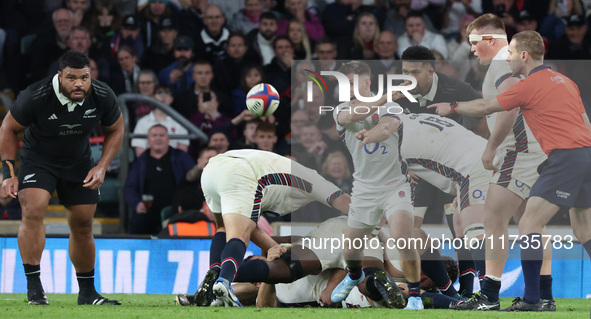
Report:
0,51,124,305
430,30,591,311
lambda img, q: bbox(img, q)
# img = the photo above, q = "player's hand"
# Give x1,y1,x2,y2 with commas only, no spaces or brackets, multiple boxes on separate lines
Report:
355,129,368,141
267,244,286,261
481,145,498,172
2,177,18,198
83,166,106,189
136,202,147,214
408,171,420,184
320,288,337,307
427,102,452,116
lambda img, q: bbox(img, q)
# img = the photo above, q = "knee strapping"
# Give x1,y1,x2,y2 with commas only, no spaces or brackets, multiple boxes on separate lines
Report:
279,250,303,281
463,223,485,240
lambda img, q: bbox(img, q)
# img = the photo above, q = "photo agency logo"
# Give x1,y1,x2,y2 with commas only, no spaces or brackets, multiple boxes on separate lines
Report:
302,69,418,115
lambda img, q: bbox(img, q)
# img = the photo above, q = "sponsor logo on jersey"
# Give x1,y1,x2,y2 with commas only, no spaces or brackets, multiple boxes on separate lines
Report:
83,108,97,118
398,191,405,198
59,124,84,135
48,114,58,120
23,173,36,183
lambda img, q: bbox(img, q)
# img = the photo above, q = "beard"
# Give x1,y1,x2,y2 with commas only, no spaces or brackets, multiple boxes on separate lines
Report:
59,81,91,102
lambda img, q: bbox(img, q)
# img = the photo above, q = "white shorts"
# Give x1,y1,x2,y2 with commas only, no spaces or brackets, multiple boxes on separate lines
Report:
491,150,546,199
457,160,491,210
348,184,413,229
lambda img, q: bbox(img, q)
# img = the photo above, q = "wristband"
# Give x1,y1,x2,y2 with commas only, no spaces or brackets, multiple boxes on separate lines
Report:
2,160,16,178
450,101,458,113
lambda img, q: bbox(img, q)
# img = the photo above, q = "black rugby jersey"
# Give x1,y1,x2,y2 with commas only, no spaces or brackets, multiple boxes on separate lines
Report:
11,75,121,162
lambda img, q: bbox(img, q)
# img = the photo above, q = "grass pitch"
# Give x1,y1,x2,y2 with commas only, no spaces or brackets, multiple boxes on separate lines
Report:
0,294,589,319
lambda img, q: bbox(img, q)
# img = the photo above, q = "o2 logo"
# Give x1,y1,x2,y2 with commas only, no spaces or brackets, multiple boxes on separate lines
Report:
472,189,486,201
364,142,388,155
514,180,525,192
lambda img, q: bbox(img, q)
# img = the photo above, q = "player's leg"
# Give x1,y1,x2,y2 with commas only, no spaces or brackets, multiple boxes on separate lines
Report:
571,206,591,257
387,209,423,310
66,204,120,305
18,188,51,305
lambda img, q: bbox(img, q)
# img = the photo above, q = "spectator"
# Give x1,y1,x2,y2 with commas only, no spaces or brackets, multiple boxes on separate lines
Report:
441,0,482,38
516,10,540,33
277,0,325,41
29,8,73,82
207,129,231,153
84,0,122,59
176,0,207,41
158,188,216,238
130,69,158,126
290,60,316,109
195,5,230,64
110,45,141,95
138,0,174,48
484,0,520,39
369,31,401,89
384,0,436,37
158,35,195,96
288,109,309,144
214,32,261,96
132,85,190,157
286,20,312,60
140,17,179,74
125,124,195,235
110,14,145,60
321,151,353,195
185,146,219,185
313,37,340,106
238,118,261,149
350,12,381,59
232,65,265,116
245,12,278,65
174,60,233,119
547,14,591,60
254,121,278,152
230,0,265,35
397,11,448,58
298,122,328,169
264,36,293,96
66,0,91,27
542,0,587,41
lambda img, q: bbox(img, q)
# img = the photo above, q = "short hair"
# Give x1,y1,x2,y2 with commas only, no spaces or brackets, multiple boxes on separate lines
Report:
71,25,91,38
240,64,265,92
194,60,213,69
272,35,293,50
52,8,74,21
173,187,204,212
405,10,424,22
466,13,505,36
255,121,276,135
338,60,371,77
442,255,459,284
401,45,436,68
148,123,168,134
58,50,91,70
138,69,159,86
315,36,337,49
198,146,217,159
228,31,247,44
117,44,136,57
260,11,277,22
512,30,545,60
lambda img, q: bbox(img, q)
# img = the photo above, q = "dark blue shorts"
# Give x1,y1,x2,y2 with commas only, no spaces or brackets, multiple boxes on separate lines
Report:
530,147,591,208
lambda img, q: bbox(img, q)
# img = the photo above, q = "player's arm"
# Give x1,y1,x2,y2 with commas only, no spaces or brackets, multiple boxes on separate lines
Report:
256,283,278,307
427,97,504,117
320,268,347,307
252,225,283,257
0,112,26,198
481,77,521,171
83,114,124,189
336,92,392,124
355,116,401,146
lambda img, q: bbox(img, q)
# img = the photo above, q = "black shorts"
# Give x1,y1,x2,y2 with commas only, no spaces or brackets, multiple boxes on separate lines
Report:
530,147,591,208
412,178,455,207
18,154,100,206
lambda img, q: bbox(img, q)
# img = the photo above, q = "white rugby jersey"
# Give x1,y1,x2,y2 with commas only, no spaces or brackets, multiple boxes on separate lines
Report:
400,114,486,194
334,102,408,192
482,46,542,154
216,149,342,217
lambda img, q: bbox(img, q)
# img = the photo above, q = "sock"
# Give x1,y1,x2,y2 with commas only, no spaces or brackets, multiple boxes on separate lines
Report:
521,233,543,304
421,292,461,309
234,259,269,283
77,270,97,294
583,240,591,259
470,239,486,282
420,249,459,297
408,281,420,298
24,264,42,294
209,232,227,271
539,274,553,300
218,238,247,283
480,275,501,302
346,266,363,280
456,246,475,297
363,268,381,300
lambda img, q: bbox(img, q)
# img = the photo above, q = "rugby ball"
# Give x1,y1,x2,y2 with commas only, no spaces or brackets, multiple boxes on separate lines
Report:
246,83,280,117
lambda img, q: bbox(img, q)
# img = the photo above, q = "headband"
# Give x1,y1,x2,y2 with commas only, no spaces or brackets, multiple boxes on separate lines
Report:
469,34,507,42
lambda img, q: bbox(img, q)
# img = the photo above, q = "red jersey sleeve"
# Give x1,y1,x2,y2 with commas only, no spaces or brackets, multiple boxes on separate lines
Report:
496,79,532,111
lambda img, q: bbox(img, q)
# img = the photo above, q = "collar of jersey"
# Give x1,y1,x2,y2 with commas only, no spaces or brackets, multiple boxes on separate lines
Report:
52,74,85,112
412,72,438,105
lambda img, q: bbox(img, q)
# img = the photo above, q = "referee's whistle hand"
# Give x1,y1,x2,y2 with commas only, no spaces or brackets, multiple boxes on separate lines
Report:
83,166,105,189
427,103,452,116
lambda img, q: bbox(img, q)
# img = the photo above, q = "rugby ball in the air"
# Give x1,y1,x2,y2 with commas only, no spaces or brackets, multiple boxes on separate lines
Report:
246,83,280,117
